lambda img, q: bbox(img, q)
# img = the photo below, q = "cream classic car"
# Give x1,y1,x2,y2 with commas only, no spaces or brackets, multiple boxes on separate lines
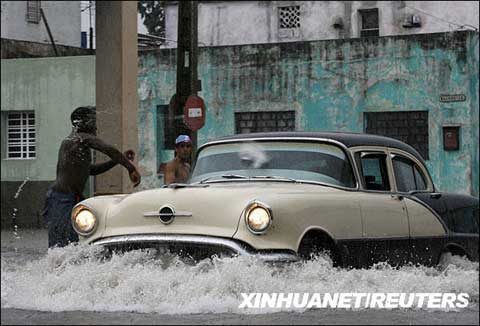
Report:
72,132,479,267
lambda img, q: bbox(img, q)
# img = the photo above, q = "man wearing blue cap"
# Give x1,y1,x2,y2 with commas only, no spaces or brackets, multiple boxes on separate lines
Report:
163,134,193,185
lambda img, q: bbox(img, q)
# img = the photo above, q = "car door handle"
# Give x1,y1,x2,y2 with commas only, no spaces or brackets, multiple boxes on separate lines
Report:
391,194,404,201
430,193,442,199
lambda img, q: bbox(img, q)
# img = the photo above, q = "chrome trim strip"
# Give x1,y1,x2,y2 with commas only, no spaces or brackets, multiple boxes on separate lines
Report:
143,211,193,217
194,137,360,191
92,234,299,262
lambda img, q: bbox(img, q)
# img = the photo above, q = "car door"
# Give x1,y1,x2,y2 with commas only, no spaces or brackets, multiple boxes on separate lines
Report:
390,152,447,266
354,150,411,266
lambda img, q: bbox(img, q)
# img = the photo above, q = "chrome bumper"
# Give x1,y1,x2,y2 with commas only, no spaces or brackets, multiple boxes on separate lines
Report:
92,234,299,262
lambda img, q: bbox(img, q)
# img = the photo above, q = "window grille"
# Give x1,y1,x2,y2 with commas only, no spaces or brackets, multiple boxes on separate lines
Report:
279,6,301,29
7,112,36,159
360,8,379,37
235,111,295,134
365,111,429,160
26,1,41,24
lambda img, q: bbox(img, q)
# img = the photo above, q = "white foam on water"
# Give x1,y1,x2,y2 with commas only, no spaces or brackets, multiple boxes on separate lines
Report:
1,244,478,314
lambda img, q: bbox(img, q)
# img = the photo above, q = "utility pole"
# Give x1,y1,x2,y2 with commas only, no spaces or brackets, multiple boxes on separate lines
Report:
174,1,199,151
89,0,93,49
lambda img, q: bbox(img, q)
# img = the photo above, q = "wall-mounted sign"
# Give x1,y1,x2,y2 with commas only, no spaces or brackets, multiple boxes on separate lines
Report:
440,94,466,102
443,126,460,151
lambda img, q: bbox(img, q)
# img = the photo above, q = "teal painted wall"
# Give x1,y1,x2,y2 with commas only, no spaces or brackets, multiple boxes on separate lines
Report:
1,56,96,181
138,32,479,196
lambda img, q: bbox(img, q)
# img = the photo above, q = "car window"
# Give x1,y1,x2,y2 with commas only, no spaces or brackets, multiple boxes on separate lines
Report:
358,153,390,191
413,165,427,190
393,156,427,192
190,141,356,188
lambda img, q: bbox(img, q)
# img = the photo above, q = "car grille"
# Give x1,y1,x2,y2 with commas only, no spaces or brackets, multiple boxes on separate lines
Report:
102,241,239,262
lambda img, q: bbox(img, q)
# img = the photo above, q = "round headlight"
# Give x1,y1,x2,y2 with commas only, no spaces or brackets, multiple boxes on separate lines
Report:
72,206,97,235
245,202,272,234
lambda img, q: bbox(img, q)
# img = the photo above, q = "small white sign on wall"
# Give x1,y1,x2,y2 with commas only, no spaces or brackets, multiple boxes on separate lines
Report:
188,108,202,118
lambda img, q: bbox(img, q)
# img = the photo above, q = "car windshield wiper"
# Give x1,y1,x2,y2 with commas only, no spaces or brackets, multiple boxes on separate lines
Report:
199,174,250,184
250,175,298,182
166,183,210,189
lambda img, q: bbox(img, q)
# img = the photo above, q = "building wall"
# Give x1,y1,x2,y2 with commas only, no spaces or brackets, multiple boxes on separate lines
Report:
164,1,479,47
0,1,81,47
1,56,95,227
137,31,479,197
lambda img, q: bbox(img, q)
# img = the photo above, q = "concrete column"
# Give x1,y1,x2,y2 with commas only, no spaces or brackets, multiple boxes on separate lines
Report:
95,1,138,194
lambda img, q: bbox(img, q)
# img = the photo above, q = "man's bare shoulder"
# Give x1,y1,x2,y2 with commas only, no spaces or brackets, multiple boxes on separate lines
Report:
164,159,177,170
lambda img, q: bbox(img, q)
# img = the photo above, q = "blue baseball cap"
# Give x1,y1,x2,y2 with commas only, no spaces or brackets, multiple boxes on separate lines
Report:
175,135,192,145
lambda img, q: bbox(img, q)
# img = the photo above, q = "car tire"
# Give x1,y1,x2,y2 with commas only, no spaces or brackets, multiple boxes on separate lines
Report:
298,232,341,266
437,250,468,270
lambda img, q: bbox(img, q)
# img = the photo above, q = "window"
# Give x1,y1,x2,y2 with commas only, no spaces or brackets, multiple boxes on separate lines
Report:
26,1,41,24
157,105,174,150
365,111,429,160
7,112,36,159
392,156,427,192
279,6,301,29
235,111,295,134
359,8,379,37
358,153,390,191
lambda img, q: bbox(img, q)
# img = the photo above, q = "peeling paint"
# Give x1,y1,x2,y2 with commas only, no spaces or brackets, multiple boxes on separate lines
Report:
137,32,478,196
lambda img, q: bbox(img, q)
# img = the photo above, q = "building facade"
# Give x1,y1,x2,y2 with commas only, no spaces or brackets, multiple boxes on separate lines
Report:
1,0,81,47
138,31,479,197
163,1,479,47
1,56,95,228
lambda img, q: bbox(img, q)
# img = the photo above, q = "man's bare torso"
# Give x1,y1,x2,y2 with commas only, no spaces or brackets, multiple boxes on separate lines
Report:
165,158,191,184
52,133,92,195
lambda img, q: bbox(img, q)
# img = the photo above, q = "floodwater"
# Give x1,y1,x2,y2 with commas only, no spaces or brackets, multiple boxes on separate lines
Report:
1,229,479,325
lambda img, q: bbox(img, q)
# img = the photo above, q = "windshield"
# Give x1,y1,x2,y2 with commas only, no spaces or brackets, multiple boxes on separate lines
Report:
190,141,356,188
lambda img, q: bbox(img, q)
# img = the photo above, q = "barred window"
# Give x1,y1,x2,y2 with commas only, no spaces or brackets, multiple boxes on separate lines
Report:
26,1,41,24
235,111,295,134
7,112,36,159
359,8,379,37
279,6,300,29
364,111,429,160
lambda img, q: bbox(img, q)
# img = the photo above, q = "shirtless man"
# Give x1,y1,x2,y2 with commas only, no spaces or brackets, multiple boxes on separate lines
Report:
163,135,193,185
44,106,141,248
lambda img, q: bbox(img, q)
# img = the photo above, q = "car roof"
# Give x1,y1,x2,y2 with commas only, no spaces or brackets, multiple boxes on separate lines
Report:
210,131,426,164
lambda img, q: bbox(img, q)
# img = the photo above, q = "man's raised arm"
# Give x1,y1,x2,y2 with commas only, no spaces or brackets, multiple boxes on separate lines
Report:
82,133,141,186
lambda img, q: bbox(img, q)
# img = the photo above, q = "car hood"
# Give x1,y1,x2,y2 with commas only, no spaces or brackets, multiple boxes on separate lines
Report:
94,182,343,240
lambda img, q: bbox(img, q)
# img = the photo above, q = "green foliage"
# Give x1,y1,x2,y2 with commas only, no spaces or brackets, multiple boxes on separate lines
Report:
138,1,166,38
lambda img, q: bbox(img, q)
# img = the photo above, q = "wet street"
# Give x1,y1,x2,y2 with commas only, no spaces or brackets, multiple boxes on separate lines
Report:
1,229,479,325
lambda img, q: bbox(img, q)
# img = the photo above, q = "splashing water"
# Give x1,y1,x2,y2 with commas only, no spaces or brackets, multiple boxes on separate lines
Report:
11,178,29,240
14,178,29,200
1,243,478,315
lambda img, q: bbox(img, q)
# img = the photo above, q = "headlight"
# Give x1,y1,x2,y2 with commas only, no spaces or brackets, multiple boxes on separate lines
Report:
71,205,97,236
245,201,272,234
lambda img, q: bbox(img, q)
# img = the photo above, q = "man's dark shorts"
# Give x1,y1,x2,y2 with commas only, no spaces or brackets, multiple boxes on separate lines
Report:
43,189,84,248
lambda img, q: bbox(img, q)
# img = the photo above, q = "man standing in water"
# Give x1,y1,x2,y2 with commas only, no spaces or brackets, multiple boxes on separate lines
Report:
163,135,193,185
44,106,141,248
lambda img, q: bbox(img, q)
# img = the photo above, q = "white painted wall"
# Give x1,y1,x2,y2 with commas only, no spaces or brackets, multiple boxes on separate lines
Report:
1,1,81,47
164,1,479,48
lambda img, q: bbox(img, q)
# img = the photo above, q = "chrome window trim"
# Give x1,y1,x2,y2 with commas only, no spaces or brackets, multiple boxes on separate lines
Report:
388,149,434,193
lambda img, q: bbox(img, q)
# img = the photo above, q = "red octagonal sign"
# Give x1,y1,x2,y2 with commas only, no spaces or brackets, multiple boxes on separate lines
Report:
184,95,206,131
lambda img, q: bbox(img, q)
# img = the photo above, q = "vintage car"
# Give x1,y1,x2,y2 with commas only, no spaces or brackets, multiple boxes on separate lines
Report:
71,132,479,267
